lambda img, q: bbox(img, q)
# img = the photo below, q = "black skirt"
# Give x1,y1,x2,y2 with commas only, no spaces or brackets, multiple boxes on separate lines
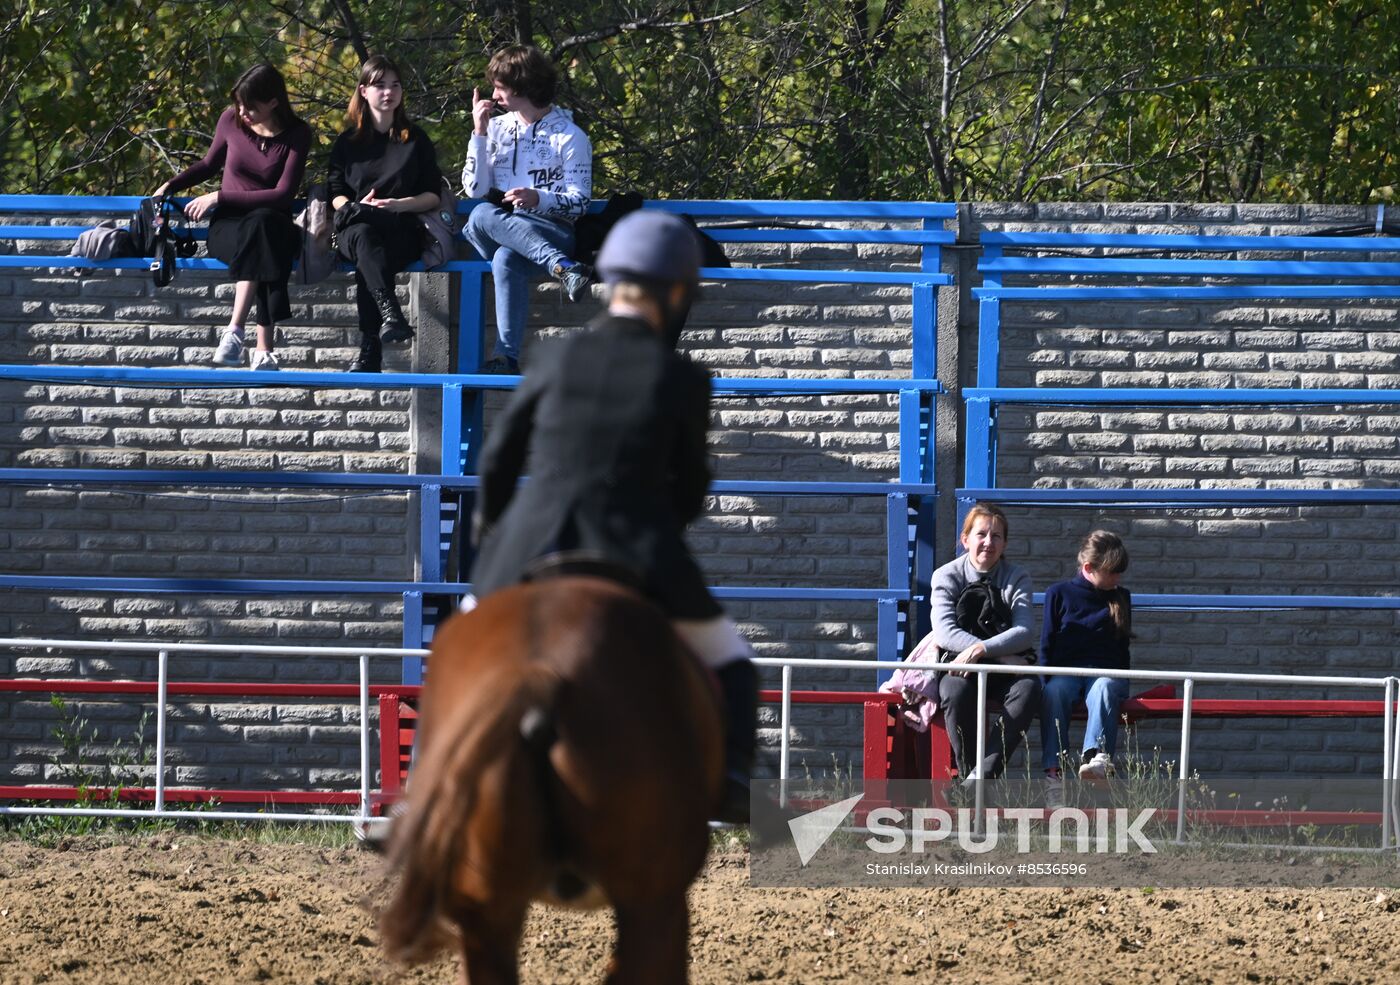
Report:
207,207,298,324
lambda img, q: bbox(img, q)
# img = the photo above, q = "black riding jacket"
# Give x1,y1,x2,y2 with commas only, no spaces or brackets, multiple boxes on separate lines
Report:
468,313,720,619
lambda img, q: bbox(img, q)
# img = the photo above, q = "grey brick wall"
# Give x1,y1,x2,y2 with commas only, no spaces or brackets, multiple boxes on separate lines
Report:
510,239,925,778
2,202,1393,798
0,244,421,792
968,202,1398,776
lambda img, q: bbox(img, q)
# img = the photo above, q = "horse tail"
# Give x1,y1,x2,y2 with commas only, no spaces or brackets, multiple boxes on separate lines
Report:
379,667,544,963
518,702,596,903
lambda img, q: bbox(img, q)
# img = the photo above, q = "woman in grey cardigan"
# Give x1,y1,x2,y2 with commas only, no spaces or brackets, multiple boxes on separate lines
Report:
928,502,1039,781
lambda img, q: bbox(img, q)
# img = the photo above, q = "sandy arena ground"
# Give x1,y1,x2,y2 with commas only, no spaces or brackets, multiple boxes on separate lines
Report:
0,835,1396,984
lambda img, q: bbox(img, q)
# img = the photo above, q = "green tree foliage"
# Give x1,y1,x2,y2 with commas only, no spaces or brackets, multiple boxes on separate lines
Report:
3,0,1399,202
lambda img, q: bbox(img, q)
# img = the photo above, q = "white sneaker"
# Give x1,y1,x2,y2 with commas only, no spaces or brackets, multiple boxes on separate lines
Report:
1044,773,1065,809
1078,752,1114,786
212,331,245,366
249,349,280,371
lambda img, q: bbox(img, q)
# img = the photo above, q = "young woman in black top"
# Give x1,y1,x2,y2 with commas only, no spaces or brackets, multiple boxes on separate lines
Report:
328,55,442,372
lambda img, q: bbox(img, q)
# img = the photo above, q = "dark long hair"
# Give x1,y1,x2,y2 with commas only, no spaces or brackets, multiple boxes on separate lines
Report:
1078,529,1131,639
345,55,412,143
230,63,301,133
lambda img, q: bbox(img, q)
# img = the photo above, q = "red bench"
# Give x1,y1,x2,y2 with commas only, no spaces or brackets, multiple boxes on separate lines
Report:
884,685,1392,781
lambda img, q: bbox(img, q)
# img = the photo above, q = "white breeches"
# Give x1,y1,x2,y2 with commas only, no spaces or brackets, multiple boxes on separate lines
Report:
672,616,754,670
459,594,751,669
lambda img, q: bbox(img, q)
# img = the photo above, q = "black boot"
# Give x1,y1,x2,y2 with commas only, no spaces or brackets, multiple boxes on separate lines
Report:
714,659,758,824
348,331,382,373
372,288,415,345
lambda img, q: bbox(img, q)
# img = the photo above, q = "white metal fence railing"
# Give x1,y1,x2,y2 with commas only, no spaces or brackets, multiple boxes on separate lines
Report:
759,659,1398,849
0,639,1396,850
0,638,428,827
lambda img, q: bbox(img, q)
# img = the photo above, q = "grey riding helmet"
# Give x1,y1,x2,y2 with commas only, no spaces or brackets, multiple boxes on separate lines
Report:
594,211,702,286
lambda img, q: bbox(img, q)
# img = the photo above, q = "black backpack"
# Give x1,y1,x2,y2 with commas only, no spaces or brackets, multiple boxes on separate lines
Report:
937,580,1016,661
571,193,731,269
919,579,1021,692
572,192,643,263
130,197,197,286
679,214,731,269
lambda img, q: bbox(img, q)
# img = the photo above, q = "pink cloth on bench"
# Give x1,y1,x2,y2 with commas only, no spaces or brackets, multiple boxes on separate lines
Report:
878,633,945,732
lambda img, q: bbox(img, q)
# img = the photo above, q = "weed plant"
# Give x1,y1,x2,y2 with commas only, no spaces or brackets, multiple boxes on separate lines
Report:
1,694,363,848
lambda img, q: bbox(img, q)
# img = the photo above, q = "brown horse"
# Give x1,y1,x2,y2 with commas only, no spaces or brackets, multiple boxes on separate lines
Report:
379,574,724,984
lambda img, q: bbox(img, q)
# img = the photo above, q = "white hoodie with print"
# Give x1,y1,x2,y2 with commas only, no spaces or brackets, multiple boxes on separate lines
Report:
461,106,591,223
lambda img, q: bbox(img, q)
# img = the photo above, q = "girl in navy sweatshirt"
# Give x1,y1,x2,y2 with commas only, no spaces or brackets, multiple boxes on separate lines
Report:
1039,530,1132,806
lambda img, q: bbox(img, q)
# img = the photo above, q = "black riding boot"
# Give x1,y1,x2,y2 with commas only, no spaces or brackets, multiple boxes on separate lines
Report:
714,659,758,824
373,288,415,345
348,330,382,373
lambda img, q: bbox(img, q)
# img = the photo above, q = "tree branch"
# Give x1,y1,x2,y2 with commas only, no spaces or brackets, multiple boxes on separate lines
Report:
551,0,766,60
330,0,370,63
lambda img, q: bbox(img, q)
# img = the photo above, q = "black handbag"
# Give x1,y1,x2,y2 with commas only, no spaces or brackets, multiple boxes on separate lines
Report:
131,197,196,287
937,580,1015,661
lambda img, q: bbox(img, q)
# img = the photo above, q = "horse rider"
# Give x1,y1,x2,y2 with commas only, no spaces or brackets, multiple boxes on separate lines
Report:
468,209,758,824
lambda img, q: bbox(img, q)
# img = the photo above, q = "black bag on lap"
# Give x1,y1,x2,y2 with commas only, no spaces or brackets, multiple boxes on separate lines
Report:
921,580,1019,694
938,580,1014,661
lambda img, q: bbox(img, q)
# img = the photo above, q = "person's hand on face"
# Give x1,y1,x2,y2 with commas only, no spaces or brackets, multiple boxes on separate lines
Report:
471,87,495,135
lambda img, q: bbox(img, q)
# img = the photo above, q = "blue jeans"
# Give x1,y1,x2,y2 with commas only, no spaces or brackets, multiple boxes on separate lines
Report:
463,204,575,360
1040,674,1129,771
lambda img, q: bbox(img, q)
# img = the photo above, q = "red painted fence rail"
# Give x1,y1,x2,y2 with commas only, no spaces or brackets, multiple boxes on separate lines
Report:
0,678,1389,817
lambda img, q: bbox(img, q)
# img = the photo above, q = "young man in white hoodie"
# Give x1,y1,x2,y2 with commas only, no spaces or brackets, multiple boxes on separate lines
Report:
462,44,594,373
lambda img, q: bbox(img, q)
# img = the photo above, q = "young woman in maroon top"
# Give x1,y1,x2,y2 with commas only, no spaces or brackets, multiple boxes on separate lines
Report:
328,55,442,373
154,64,311,371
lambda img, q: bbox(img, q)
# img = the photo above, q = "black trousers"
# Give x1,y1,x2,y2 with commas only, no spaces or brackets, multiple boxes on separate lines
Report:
938,670,1041,779
335,209,424,337
207,207,297,326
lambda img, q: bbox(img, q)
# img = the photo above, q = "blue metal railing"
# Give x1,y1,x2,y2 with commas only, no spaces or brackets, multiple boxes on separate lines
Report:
959,228,1400,636
0,196,954,684
967,229,1400,476
973,229,1400,389
963,385,1400,488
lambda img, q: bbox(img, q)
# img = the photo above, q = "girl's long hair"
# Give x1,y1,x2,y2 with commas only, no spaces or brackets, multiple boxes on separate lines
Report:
1078,529,1131,639
230,63,302,134
345,55,412,143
